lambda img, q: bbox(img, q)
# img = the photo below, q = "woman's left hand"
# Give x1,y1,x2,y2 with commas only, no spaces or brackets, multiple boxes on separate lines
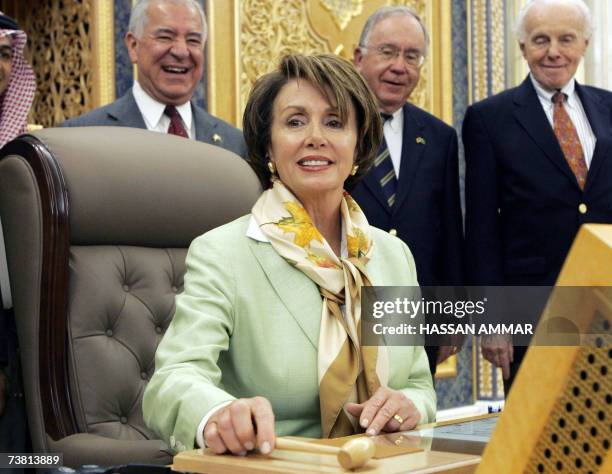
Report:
345,387,420,435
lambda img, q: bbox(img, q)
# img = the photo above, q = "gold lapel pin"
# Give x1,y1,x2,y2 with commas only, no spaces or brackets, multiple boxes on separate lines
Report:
416,137,426,145
212,133,222,143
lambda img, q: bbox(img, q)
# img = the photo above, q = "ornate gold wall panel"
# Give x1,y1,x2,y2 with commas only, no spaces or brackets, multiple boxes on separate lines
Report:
468,0,505,103
91,0,115,108
0,0,114,127
489,0,504,94
208,0,453,128
467,0,487,103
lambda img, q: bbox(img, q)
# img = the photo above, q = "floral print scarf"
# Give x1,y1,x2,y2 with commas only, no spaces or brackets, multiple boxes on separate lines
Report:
252,178,386,437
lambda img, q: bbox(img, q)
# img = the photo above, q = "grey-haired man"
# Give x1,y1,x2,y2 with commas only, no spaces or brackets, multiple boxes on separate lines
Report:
351,6,465,378
62,0,245,157
464,0,612,393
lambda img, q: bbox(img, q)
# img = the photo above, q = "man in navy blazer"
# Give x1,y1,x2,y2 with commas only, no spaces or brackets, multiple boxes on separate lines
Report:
352,6,464,376
463,0,612,392
61,0,245,158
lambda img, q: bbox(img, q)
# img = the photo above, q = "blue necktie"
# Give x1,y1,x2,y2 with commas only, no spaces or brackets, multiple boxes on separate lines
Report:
373,113,397,207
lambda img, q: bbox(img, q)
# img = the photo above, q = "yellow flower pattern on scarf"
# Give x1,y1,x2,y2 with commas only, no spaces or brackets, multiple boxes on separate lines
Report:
347,227,369,258
306,250,341,269
344,193,361,213
277,201,324,248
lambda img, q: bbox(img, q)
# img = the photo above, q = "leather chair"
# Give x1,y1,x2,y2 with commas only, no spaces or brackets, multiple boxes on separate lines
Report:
0,127,260,467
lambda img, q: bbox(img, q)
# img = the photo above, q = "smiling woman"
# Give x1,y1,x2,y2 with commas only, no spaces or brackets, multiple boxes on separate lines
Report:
267,79,357,220
243,54,381,194
143,53,436,458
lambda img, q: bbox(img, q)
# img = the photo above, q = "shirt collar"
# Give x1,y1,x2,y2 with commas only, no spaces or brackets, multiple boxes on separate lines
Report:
530,73,577,107
383,106,404,132
247,215,267,242
132,81,193,131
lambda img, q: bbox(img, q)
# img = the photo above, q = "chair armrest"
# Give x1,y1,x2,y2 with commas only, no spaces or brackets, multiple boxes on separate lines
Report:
47,433,173,468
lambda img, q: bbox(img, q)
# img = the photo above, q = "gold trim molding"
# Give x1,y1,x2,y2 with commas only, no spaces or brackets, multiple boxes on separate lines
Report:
208,0,453,128
91,0,116,107
206,0,241,126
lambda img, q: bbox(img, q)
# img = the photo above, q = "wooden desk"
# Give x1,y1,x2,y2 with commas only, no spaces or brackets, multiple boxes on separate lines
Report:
172,415,498,473
173,447,480,473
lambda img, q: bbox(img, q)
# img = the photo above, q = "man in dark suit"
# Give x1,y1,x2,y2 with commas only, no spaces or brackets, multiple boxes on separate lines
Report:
463,0,612,393
61,0,245,158
352,6,464,376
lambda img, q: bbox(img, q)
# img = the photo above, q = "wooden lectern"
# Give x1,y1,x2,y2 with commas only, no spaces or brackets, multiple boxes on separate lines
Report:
477,224,612,473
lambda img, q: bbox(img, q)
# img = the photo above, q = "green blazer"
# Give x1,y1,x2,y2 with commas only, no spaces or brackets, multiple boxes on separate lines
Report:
143,215,436,451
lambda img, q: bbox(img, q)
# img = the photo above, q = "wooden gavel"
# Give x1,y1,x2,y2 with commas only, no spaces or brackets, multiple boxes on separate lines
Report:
274,436,376,470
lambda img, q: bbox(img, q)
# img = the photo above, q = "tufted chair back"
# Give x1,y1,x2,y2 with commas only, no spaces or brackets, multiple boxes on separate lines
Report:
0,127,261,467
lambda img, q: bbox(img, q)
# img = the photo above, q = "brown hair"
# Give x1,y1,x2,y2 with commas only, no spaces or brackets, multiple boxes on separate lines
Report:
242,53,382,191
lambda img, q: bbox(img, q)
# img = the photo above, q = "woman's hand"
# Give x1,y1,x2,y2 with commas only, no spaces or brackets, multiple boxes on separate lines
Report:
346,387,420,436
204,396,275,456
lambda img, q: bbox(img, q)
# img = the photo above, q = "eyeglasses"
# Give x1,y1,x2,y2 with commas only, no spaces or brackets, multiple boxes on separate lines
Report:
360,44,425,67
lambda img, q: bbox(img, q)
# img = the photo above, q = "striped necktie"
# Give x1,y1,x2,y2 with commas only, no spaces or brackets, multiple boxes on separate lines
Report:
373,113,397,207
552,91,587,189
164,105,189,138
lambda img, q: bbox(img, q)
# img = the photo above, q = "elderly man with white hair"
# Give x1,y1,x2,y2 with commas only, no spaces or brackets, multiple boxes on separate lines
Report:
61,0,245,157
463,0,612,393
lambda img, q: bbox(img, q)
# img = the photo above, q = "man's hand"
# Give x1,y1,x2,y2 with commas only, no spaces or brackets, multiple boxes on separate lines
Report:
481,335,513,379
204,396,275,456
345,387,420,436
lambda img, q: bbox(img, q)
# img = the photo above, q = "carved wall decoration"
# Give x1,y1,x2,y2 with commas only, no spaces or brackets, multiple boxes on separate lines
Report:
0,0,114,127
320,0,363,30
468,0,506,103
240,0,329,111
468,0,508,401
490,0,505,95
0,0,91,127
208,0,452,129
468,0,487,103
91,0,115,108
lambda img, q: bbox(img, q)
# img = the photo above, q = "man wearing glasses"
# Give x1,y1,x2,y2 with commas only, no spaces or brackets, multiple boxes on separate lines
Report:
351,6,464,379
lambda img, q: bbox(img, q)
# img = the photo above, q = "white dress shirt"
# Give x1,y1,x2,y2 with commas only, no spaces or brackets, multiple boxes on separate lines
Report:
383,107,404,178
132,81,195,139
530,74,596,168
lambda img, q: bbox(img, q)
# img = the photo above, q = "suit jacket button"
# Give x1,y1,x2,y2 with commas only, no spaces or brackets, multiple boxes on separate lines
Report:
389,228,398,236
578,203,587,214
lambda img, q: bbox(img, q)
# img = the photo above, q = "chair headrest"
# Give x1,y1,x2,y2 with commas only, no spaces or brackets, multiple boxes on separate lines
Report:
32,127,261,247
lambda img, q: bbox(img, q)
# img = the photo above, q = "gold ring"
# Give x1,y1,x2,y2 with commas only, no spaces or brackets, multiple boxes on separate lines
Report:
393,414,404,425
